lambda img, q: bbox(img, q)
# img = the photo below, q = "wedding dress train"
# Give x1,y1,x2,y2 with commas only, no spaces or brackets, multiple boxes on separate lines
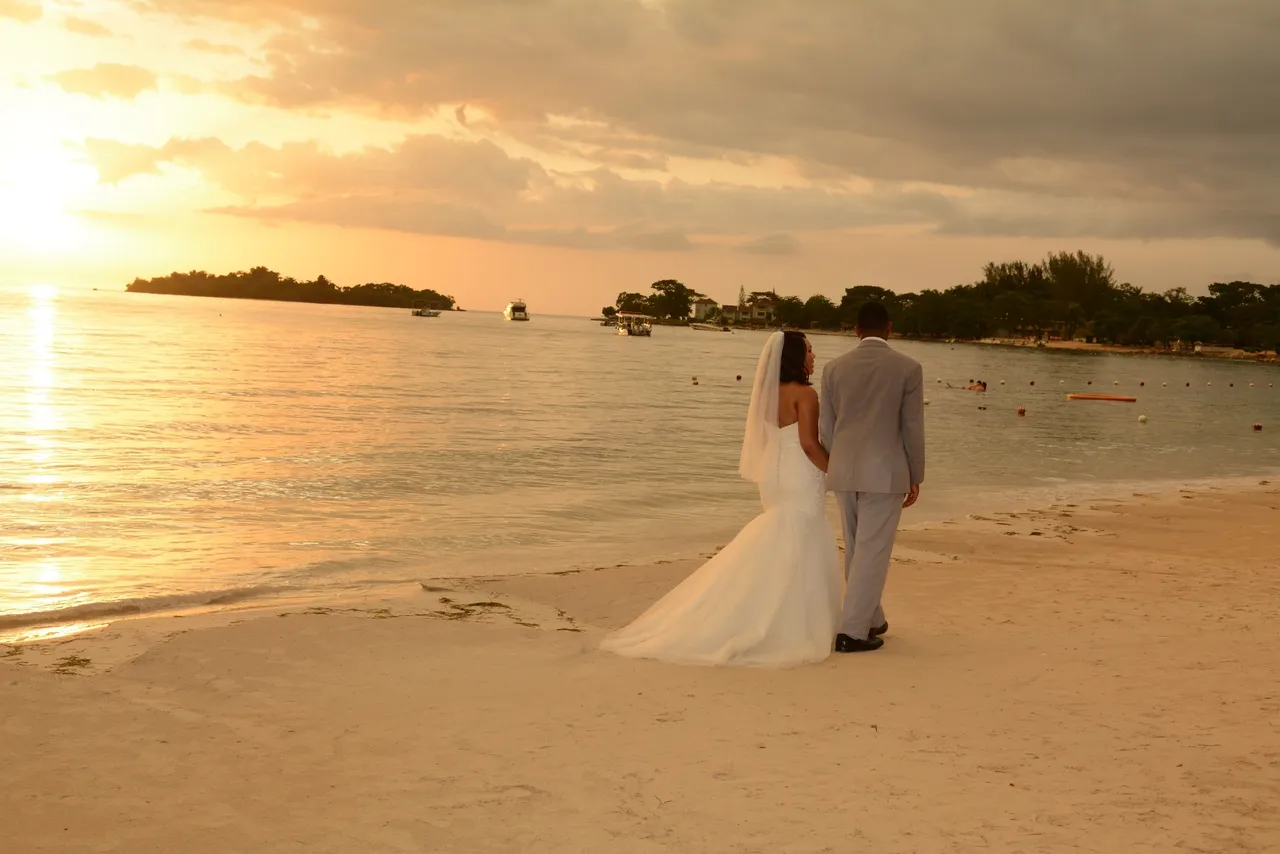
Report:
600,422,843,667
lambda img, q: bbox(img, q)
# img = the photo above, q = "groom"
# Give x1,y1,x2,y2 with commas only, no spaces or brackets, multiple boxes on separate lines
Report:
819,302,926,653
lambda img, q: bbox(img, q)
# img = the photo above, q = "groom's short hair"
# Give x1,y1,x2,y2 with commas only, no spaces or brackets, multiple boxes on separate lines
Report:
856,301,891,333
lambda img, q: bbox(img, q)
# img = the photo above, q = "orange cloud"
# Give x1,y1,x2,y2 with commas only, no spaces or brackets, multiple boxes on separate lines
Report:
186,38,244,56
78,133,968,252
0,0,41,23
81,139,169,184
49,63,157,100
63,15,111,36
132,0,1280,248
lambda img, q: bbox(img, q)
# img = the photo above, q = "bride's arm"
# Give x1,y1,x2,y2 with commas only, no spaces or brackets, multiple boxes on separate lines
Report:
797,387,830,473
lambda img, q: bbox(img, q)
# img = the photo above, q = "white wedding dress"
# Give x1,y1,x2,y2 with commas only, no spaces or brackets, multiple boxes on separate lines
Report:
600,334,843,667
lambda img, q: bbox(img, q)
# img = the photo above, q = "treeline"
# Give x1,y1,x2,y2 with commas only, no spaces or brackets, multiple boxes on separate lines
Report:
126,267,456,310
767,252,1280,352
603,279,703,320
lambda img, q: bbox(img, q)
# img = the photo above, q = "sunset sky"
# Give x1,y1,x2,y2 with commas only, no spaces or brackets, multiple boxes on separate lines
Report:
2,0,1278,314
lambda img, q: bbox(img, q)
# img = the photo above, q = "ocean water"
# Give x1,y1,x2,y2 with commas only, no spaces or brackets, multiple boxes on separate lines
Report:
2,283,1278,634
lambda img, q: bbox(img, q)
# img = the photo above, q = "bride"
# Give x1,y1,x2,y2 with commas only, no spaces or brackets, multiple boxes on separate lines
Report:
600,331,843,667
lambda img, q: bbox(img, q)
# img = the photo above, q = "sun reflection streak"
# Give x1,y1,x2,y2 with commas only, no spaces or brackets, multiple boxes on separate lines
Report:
25,283,61,450
3,287,66,630
29,559,63,585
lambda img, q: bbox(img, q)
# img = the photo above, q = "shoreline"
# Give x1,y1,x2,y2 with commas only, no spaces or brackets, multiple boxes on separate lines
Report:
4,481,1279,851
3,470,1277,644
804,327,1280,364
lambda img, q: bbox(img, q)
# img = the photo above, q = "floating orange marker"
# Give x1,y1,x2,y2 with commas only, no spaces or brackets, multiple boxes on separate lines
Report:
1017,406,1027,416
1255,423,1264,432
1067,393,1138,402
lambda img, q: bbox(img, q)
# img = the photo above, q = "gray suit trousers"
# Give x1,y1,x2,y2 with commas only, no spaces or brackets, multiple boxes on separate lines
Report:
835,492,904,639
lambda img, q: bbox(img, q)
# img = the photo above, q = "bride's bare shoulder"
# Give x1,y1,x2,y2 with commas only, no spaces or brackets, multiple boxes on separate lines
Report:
780,382,818,403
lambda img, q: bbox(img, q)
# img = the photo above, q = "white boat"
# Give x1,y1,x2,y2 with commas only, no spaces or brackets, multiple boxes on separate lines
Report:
504,300,530,321
616,311,653,336
690,322,731,332
411,307,442,317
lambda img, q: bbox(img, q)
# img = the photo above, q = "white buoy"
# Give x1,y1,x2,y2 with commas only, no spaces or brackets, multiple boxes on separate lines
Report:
1114,380,1120,385
1139,415,1148,424
1162,382,1168,387
1000,380,1006,385
924,399,931,405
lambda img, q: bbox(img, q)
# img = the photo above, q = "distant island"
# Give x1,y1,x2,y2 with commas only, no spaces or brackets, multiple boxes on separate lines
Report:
126,267,457,311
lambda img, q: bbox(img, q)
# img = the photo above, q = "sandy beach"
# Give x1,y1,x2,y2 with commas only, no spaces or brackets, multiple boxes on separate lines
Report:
4,484,1279,853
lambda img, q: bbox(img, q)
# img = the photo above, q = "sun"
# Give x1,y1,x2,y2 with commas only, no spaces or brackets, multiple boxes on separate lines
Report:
0,143,97,253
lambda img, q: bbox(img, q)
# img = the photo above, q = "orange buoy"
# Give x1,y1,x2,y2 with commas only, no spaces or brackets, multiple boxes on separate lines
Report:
1017,406,1026,416
1067,393,1138,403
1254,423,1263,432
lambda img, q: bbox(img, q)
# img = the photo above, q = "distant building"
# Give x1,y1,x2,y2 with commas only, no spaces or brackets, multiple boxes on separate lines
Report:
691,297,720,321
748,296,776,323
721,294,776,325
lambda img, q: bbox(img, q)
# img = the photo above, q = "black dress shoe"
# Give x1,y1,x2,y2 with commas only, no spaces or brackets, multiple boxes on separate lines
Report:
869,622,889,638
834,634,884,653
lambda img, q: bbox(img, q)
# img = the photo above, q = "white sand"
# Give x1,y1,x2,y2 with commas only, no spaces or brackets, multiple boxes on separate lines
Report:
4,484,1280,852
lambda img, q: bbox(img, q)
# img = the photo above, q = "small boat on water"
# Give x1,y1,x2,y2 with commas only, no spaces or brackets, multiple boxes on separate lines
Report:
616,311,653,336
504,300,530,321
411,307,442,317
690,323,732,333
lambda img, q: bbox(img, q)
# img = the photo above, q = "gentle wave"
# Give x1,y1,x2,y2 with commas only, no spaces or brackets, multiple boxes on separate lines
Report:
0,585,286,630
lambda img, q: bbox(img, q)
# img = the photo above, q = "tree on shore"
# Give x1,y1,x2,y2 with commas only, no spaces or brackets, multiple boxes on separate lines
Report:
602,255,1278,349
610,279,705,320
805,253,1278,351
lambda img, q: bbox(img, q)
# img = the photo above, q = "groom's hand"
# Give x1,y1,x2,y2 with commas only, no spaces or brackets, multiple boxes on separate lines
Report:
903,484,920,509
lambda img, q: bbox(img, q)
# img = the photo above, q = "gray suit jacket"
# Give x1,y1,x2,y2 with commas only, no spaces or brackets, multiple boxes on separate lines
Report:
819,338,925,494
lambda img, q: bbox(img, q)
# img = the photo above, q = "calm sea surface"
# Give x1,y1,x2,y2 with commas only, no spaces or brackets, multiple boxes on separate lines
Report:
2,284,1278,634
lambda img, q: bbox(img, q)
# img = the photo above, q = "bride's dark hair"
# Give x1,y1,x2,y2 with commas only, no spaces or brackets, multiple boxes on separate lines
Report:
779,331,811,385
